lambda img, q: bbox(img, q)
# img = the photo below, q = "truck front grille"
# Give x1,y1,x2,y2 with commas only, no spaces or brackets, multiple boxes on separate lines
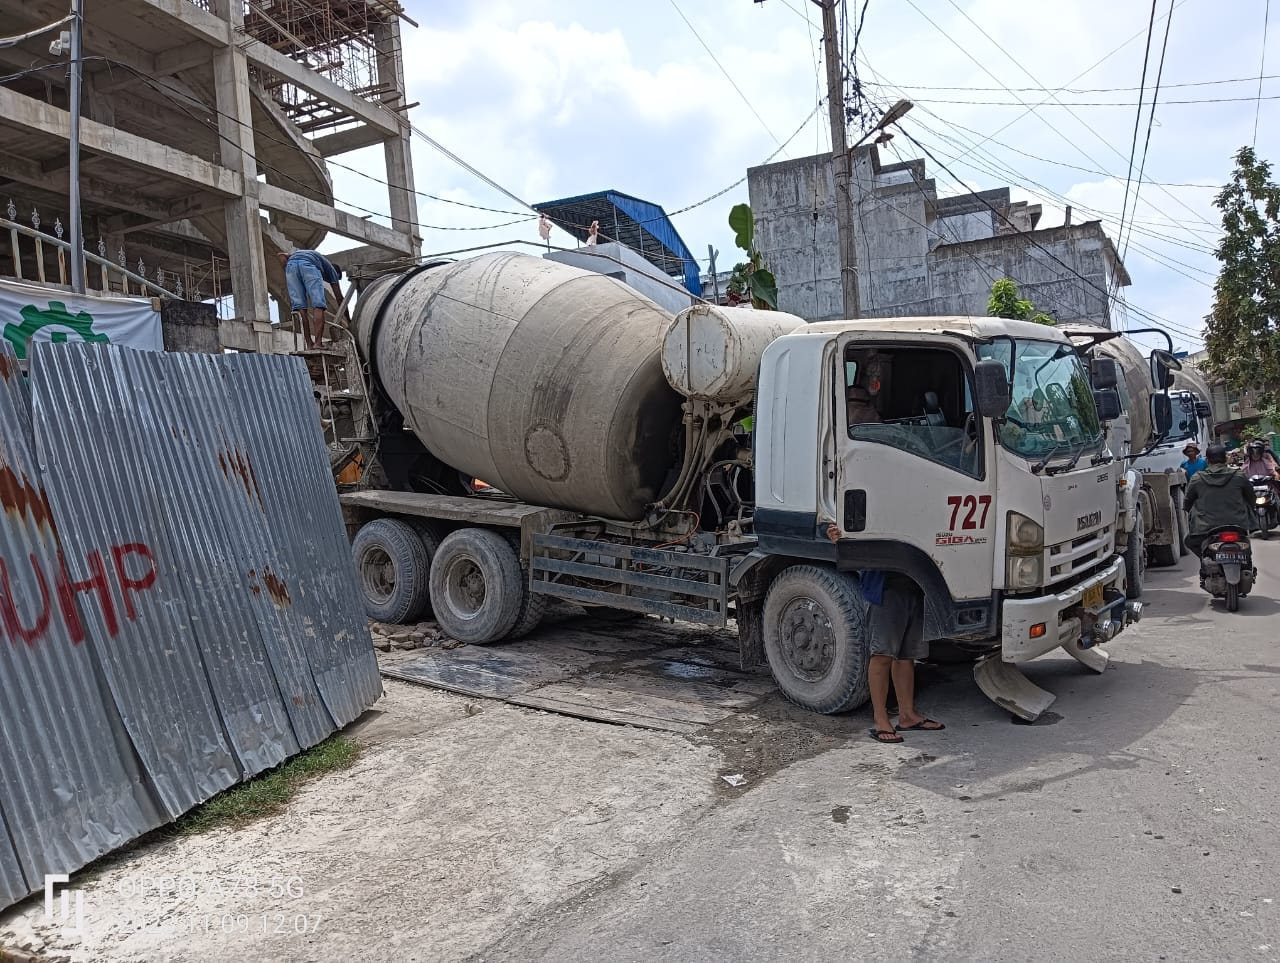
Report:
1047,525,1114,580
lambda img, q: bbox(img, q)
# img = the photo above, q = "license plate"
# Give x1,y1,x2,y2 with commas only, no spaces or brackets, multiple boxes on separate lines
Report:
1216,552,1243,562
1082,583,1104,610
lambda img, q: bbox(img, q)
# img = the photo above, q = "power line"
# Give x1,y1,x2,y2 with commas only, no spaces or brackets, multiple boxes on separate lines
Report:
859,74,1280,95
1116,0,1160,280
897,127,1204,342
667,0,784,149
1123,0,1176,264
1256,0,1272,147
855,92,1280,107
857,55,1221,259
916,0,1218,238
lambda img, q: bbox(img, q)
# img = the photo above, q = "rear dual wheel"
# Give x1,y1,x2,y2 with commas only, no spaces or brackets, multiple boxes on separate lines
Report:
353,521,544,643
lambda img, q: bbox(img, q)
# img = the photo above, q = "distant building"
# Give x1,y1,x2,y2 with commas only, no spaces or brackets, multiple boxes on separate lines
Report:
748,145,1130,327
534,190,700,315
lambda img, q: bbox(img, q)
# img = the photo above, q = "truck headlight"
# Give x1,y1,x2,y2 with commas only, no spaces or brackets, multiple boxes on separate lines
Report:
1006,512,1044,553
1006,555,1043,590
1258,497,1268,506
1005,511,1044,591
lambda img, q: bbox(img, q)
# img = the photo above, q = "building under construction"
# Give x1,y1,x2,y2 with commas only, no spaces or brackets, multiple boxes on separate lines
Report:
0,0,421,350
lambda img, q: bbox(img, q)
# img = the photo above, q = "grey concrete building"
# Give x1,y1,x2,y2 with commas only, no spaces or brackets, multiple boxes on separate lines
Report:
748,146,1130,327
0,0,421,352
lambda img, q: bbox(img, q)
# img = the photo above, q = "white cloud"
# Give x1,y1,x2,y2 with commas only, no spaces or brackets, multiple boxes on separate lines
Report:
318,0,1274,345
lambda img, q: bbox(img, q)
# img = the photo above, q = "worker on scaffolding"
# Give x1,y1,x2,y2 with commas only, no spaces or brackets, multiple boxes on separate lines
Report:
277,249,343,349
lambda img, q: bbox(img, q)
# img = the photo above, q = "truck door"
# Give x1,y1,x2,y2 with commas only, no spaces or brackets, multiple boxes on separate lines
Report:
835,336,997,602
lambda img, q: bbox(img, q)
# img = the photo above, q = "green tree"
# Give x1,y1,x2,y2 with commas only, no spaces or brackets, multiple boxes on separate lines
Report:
725,203,777,310
1203,146,1280,424
987,277,1054,325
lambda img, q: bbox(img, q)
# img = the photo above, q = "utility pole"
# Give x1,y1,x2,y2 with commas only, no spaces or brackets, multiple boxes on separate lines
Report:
707,244,720,304
812,0,859,318
68,0,85,294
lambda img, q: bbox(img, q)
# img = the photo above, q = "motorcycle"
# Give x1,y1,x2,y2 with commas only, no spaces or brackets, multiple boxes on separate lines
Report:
1198,526,1256,612
1248,474,1280,538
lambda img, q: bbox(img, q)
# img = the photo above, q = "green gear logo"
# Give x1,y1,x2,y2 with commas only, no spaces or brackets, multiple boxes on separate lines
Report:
3,302,110,359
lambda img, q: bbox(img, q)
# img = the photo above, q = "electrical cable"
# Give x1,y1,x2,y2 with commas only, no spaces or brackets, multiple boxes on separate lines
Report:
942,0,1190,162
897,126,1205,342
919,0,1217,235
0,14,72,49
858,74,1280,95
1123,0,1176,265
868,96,1212,337
666,0,784,150
856,55,1221,260
1256,0,1272,147
1116,0,1160,281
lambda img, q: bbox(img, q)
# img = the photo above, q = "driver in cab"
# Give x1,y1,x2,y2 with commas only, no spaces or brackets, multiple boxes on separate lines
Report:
1183,443,1256,559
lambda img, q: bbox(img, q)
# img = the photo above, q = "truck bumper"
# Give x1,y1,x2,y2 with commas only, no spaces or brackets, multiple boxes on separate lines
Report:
1001,557,1133,662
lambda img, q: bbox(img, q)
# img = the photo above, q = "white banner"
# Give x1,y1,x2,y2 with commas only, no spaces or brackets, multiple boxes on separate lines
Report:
0,279,162,359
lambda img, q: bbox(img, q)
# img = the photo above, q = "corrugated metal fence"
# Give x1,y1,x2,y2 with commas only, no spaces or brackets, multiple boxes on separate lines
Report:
0,341,380,910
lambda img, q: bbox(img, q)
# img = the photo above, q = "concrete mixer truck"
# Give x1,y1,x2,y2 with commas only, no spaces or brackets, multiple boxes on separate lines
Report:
1062,325,1217,598
340,252,1161,720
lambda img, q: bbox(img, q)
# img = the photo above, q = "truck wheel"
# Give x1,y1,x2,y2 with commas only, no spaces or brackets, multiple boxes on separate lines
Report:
429,528,524,644
762,565,870,714
502,532,548,638
352,518,431,624
1123,526,1145,599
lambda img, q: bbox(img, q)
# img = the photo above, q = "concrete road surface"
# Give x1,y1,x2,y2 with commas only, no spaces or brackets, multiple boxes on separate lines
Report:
3,540,1276,963
482,538,1280,963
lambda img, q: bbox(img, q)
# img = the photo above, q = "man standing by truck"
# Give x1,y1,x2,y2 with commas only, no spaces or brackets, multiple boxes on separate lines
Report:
865,572,945,744
277,249,343,349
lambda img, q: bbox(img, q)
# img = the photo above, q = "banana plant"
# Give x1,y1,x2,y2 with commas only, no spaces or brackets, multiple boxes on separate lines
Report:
726,203,778,310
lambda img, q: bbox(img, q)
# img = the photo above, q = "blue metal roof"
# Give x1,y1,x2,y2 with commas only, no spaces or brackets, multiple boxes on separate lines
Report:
534,190,701,295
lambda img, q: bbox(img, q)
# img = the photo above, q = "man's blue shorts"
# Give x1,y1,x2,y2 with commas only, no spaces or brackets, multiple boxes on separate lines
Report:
285,258,326,311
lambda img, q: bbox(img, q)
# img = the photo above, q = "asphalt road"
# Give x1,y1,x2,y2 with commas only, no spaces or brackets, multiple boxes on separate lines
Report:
482,538,1280,963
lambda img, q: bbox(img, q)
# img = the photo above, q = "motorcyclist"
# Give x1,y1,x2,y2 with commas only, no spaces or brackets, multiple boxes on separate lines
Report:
1240,439,1280,494
1184,443,1256,559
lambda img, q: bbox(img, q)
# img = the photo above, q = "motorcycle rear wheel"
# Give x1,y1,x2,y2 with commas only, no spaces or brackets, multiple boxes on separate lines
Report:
1226,583,1240,612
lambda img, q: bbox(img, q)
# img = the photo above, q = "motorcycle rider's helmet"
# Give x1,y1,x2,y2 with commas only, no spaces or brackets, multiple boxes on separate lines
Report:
1247,439,1267,456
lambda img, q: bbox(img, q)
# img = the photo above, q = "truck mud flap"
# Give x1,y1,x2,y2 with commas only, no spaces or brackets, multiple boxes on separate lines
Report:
973,656,1056,721
531,534,731,626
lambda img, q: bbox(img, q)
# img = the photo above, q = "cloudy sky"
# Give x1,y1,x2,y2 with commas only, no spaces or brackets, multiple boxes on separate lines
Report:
327,0,1276,353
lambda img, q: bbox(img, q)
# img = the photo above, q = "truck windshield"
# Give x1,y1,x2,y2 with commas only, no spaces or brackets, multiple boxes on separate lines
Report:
977,339,1103,459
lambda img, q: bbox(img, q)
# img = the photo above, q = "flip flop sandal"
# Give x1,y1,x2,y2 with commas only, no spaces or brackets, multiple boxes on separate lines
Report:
898,719,945,731
869,728,904,744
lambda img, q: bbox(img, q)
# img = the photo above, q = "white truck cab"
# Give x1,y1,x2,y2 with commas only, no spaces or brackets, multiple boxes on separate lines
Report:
746,317,1141,718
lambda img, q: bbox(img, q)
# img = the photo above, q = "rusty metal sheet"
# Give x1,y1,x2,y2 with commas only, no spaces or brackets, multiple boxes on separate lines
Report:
0,343,161,899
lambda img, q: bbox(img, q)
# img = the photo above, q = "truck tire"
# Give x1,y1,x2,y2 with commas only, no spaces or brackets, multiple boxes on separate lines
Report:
502,532,548,639
352,518,432,624
1175,490,1190,557
1149,489,1179,568
762,565,870,714
1123,526,1145,599
429,528,524,644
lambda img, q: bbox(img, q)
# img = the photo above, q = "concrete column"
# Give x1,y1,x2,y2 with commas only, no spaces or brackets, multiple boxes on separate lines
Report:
211,0,272,350
375,20,420,255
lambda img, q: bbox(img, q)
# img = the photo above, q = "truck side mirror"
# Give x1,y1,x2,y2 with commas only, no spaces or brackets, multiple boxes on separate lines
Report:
1195,401,1212,419
1090,357,1119,390
973,358,1011,419
1151,393,1173,437
1093,388,1121,422
1149,349,1181,390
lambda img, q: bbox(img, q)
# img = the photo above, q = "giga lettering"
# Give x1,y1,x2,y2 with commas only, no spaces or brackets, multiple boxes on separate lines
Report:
0,543,157,646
